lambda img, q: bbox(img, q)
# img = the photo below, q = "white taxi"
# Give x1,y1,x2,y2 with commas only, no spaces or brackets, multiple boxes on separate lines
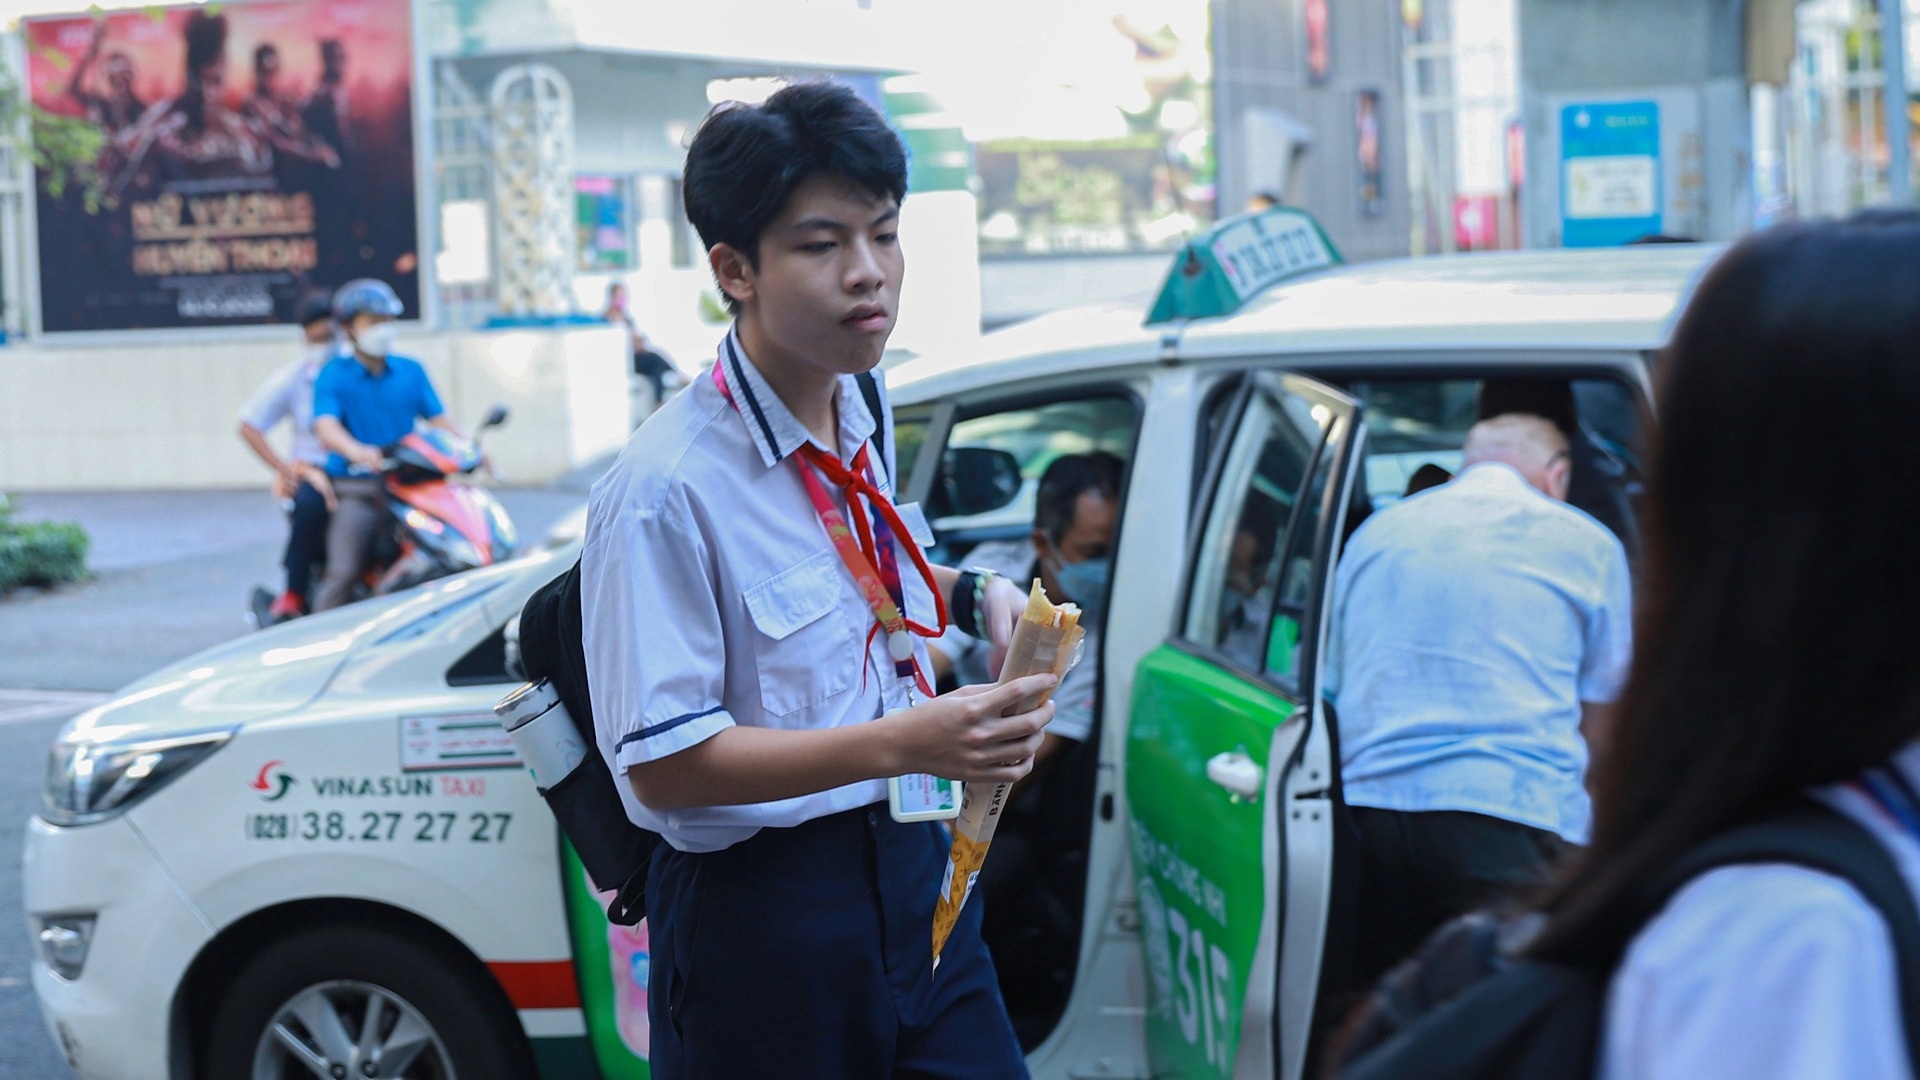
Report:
24,211,1720,1080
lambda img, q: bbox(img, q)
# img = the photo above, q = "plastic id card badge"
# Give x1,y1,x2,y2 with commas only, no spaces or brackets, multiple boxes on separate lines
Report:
889,773,960,822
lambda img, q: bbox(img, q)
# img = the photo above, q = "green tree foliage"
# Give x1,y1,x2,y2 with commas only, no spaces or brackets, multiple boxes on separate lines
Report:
0,57,114,214
0,495,91,594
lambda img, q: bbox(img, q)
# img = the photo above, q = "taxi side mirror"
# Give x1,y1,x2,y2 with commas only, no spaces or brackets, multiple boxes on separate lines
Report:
931,447,1023,519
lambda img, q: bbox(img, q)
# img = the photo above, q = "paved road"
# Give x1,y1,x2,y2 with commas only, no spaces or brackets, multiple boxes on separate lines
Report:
0,486,586,691
0,480,595,1077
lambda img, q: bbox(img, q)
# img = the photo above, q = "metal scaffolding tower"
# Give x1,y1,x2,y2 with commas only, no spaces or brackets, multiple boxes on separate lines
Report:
487,62,577,319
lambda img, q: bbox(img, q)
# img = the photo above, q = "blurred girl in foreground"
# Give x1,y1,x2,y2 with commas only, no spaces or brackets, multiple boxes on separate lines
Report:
1529,209,1920,1078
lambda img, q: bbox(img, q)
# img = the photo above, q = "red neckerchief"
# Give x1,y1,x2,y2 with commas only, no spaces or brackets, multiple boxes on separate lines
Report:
712,356,947,697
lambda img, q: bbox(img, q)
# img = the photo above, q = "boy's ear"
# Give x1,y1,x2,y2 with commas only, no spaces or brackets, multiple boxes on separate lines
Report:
709,243,756,308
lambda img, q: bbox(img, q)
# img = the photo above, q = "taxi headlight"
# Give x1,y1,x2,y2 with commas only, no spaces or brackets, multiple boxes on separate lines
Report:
42,727,235,826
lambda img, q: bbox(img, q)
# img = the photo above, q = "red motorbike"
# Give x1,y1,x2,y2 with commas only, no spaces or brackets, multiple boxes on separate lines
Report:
249,408,518,627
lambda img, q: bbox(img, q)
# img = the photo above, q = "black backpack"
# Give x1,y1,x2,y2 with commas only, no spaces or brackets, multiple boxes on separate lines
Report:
514,559,657,925
512,372,891,926
1331,802,1920,1080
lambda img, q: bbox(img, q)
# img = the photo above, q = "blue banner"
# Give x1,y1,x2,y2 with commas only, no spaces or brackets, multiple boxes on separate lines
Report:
1560,101,1661,248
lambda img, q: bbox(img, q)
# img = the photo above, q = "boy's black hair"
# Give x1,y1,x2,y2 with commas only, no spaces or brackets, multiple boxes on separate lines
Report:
682,81,907,311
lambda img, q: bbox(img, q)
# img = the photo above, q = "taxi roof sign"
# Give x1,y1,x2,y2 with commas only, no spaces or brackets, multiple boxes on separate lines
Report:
1145,207,1343,325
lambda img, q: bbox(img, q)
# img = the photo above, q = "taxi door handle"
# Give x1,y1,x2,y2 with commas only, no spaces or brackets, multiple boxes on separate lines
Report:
1205,750,1264,801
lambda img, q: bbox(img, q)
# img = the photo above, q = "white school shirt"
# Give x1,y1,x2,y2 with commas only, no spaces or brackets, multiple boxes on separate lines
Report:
238,352,330,466
581,330,941,853
1600,742,1920,1080
1326,462,1633,843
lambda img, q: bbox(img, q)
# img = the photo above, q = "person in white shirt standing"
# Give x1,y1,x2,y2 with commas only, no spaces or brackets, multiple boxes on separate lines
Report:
1327,412,1632,992
582,82,1051,1079
237,292,338,620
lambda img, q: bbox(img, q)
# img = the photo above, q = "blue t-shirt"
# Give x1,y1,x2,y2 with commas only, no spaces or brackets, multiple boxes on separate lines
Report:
312,354,444,476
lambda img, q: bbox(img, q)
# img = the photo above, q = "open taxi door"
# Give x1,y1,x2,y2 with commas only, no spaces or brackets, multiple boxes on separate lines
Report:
1124,370,1364,1080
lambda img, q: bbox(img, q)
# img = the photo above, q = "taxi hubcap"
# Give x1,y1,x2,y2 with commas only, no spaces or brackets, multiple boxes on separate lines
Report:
251,980,455,1080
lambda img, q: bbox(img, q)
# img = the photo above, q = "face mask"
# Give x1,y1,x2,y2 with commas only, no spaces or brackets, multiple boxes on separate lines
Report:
1052,556,1112,626
354,322,398,359
304,340,336,365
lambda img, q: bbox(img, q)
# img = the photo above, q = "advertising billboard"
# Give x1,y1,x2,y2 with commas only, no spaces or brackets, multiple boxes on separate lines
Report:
575,175,633,272
1305,0,1331,85
1559,101,1662,248
24,0,419,332
1356,89,1385,217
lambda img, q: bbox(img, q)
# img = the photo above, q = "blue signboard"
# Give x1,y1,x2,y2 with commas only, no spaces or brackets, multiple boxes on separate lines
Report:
1559,101,1661,247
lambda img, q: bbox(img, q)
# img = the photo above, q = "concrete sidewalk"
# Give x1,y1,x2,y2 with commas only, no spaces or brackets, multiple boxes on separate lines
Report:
0,484,588,692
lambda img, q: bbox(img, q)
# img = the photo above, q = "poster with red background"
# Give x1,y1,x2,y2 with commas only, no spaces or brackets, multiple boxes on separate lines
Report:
25,0,418,332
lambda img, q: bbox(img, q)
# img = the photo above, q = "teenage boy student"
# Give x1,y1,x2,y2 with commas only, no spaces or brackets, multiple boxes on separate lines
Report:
582,81,1051,1079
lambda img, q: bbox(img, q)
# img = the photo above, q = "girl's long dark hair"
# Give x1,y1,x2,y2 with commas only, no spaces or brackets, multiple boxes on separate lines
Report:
1528,210,1920,964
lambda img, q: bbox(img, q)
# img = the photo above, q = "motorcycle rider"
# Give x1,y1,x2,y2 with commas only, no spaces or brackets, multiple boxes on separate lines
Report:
237,292,339,620
310,279,469,612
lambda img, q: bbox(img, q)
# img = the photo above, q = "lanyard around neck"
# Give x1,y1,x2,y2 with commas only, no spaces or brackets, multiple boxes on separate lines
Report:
712,352,947,697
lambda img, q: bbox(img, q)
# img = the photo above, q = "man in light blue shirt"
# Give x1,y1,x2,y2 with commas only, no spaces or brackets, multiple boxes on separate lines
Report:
1327,412,1632,990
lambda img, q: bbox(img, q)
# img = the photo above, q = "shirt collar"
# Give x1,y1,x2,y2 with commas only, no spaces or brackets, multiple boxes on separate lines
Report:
1456,460,1536,493
722,326,877,471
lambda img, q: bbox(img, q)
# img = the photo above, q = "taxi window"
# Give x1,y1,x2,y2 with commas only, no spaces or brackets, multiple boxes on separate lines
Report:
950,398,1136,479
1351,380,1479,507
1184,382,1332,682
1264,433,1338,681
928,395,1138,560
893,407,932,488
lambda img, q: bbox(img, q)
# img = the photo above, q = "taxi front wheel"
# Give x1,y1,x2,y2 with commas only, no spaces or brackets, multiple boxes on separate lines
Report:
204,923,535,1080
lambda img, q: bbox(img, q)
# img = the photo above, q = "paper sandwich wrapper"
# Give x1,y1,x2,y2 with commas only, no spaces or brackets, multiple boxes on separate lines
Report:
931,580,1085,972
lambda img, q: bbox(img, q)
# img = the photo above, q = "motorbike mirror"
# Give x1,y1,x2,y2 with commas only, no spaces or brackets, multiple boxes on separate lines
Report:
483,405,510,429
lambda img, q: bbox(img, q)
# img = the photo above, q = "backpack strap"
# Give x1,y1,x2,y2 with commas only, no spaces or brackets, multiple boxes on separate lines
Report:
856,370,890,484
1634,802,1920,1063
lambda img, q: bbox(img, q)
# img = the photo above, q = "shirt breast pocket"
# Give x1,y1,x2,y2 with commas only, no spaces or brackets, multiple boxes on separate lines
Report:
743,550,856,717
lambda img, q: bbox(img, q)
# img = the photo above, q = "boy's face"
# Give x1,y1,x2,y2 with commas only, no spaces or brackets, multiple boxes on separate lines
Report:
717,174,903,375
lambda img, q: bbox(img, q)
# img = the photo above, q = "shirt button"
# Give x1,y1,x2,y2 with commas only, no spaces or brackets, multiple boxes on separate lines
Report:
867,811,880,828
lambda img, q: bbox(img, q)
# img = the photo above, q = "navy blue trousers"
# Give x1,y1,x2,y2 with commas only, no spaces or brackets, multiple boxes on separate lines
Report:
283,480,331,602
646,804,1028,1079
